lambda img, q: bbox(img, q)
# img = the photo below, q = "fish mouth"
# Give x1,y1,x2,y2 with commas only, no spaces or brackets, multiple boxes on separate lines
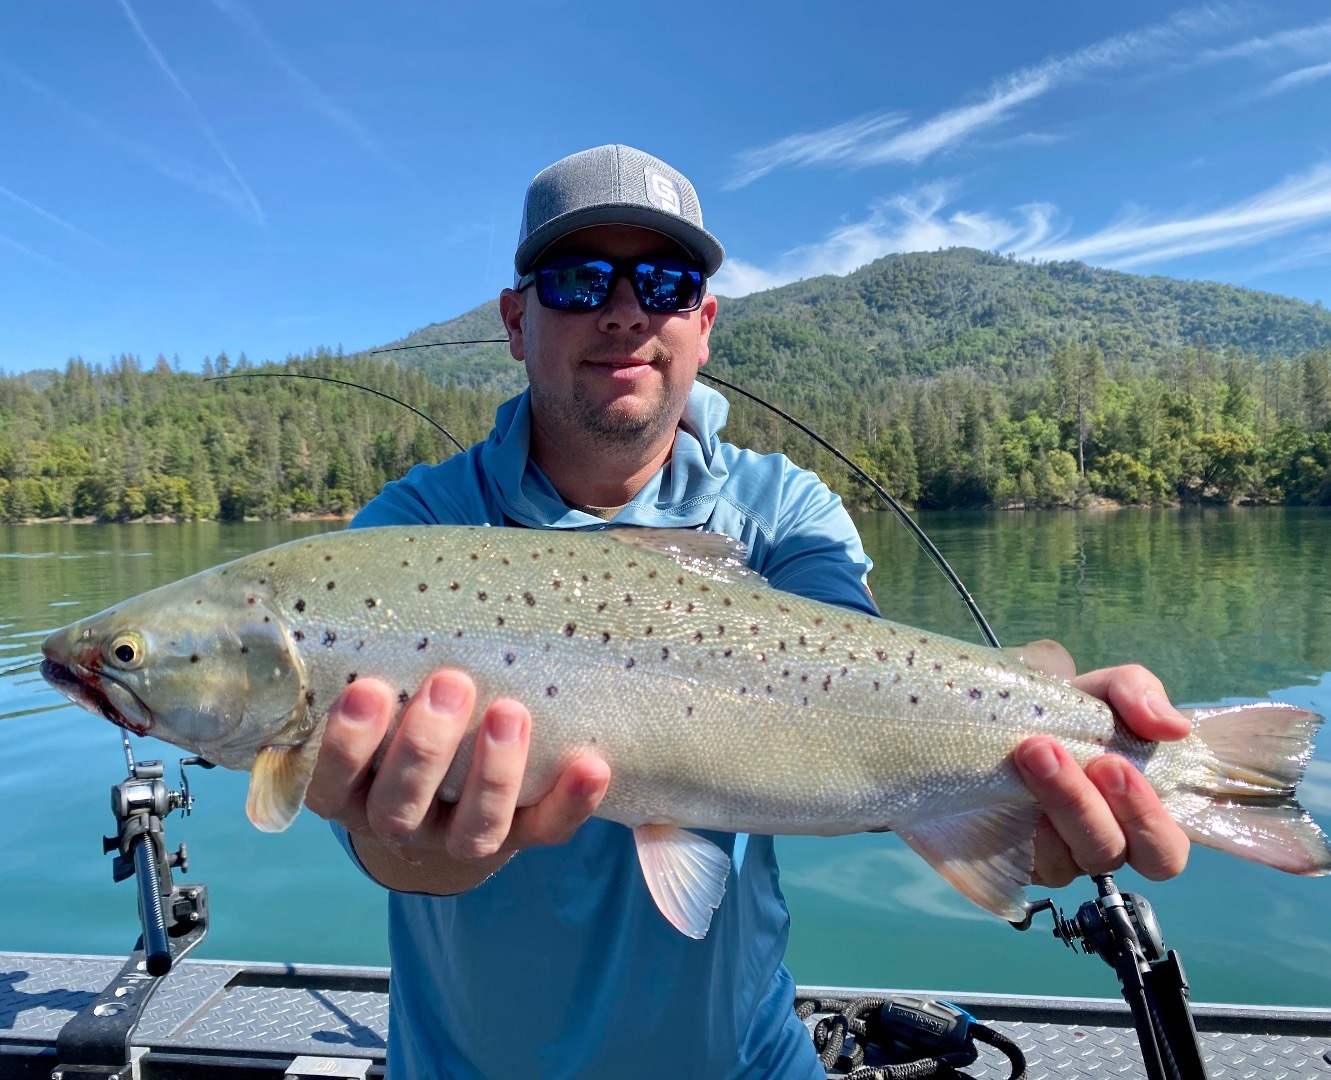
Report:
39,657,154,737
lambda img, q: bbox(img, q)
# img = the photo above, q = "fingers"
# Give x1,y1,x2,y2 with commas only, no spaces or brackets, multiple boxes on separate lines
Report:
365,673,475,845
305,676,397,830
1072,665,1191,741
510,754,610,849
1015,736,1190,885
444,699,531,860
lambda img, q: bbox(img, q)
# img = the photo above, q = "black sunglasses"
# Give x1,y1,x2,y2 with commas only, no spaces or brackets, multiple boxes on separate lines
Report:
518,254,706,314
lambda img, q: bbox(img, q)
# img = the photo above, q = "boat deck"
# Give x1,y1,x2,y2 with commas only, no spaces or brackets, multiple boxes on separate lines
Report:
2,951,1329,1078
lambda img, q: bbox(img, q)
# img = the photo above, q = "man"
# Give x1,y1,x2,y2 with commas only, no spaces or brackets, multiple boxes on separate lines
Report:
304,145,1191,1079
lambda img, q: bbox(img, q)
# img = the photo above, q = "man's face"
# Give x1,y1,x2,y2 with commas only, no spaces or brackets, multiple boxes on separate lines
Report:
500,224,717,452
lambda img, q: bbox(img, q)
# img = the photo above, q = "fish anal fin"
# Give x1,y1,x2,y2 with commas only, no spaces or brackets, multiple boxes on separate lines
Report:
1003,640,1077,683
632,823,731,939
247,731,325,833
895,803,1042,921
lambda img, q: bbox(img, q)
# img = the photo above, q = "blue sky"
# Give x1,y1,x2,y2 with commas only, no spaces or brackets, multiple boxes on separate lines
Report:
4,2,1331,374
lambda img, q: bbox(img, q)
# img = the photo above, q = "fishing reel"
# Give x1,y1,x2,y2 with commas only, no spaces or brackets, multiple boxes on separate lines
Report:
1016,874,1207,1080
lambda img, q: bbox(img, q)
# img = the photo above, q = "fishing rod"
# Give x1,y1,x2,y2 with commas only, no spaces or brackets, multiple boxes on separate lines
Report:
367,337,1001,649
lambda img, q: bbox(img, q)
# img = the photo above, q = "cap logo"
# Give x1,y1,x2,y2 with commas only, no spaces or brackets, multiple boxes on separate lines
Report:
644,169,682,216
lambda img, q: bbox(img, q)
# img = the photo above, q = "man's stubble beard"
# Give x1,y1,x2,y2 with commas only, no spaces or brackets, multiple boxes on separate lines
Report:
530,344,689,450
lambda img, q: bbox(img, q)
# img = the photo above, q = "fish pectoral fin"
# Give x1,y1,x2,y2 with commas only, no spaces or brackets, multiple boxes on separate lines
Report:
895,803,1043,922
246,732,325,833
632,824,731,940
1002,640,1077,683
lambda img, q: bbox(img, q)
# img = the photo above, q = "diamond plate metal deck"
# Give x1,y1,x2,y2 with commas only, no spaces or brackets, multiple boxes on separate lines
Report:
2,954,1329,1077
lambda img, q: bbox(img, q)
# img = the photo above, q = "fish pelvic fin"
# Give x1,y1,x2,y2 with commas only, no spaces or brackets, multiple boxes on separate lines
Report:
895,803,1043,921
1174,702,1331,876
246,727,326,833
632,824,731,940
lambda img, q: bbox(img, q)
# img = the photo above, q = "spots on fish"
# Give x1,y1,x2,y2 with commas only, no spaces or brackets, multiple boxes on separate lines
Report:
739,686,747,695
268,561,276,568
502,557,510,566
998,690,1010,699
417,583,427,593
627,560,637,569
872,681,880,691
564,623,577,637
660,646,670,660
802,696,809,707
471,553,480,561
798,635,806,646
944,679,954,689
546,685,558,697
840,666,849,676
887,627,897,636
258,578,267,585
626,657,635,669
356,640,365,651
1032,704,1045,718
399,691,410,704
843,623,853,632
822,675,832,691
262,616,270,623
305,690,316,707
918,637,929,644
323,630,337,647
552,579,562,590
648,570,657,579
800,673,809,683
716,624,726,636
347,673,357,684
777,605,789,614
990,712,997,722
958,653,970,661
750,624,760,635
455,629,464,638
678,577,686,586
504,653,516,665
891,673,902,684
365,598,378,609
813,617,823,626
240,645,248,655
778,641,787,652
324,554,333,562
686,705,694,717
906,650,915,667
693,631,704,643
602,571,612,580
496,616,505,627
662,599,673,610
190,654,200,664
933,662,943,672
477,591,487,601
328,581,336,590
417,637,429,650
969,688,982,699
644,626,654,635
523,592,536,606
623,594,633,605
450,582,459,591
723,647,733,657
294,630,305,642
685,602,695,613
196,599,202,605
909,694,920,704
699,584,710,593
436,556,444,563
781,668,790,678
295,599,306,613
401,560,410,568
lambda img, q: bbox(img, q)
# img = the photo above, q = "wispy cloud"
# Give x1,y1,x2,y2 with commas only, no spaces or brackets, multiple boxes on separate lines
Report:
0,233,64,270
1262,59,1331,97
1197,17,1331,62
0,186,106,247
713,163,1331,296
206,0,415,182
0,61,259,222
117,0,265,225
726,6,1238,188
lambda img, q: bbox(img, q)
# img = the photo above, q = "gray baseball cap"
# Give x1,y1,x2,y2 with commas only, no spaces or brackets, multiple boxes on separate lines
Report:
513,144,724,286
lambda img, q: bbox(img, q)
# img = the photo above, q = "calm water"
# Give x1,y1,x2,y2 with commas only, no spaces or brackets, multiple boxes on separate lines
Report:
2,511,1329,1006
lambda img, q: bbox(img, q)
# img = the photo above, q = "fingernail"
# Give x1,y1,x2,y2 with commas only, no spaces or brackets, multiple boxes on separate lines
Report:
1099,756,1128,795
1146,692,1185,724
488,708,522,744
1022,742,1060,780
341,686,378,723
429,676,464,714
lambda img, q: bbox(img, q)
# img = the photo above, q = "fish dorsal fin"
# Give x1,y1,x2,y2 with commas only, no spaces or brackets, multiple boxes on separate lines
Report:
608,528,768,587
246,729,325,833
632,824,731,939
1002,639,1077,683
894,802,1043,922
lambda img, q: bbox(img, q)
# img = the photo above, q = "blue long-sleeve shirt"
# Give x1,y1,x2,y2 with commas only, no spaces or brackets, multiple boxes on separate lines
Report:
336,382,877,1079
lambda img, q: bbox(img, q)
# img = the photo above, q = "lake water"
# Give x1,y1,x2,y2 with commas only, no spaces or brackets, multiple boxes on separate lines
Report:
2,510,1329,1007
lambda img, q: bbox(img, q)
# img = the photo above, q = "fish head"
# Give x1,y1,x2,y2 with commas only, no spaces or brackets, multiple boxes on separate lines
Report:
40,575,308,769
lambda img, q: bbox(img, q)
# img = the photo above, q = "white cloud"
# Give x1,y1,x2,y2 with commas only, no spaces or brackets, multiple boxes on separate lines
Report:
0,233,63,269
206,0,416,182
713,163,1331,296
726,6,1238,187
1197,17,1331,62
0,186,105,247
118,0,265,226
1262,59,1331,96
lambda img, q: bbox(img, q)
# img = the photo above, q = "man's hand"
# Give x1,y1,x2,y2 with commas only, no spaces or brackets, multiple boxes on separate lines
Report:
1013,664,1192,888
304,669,611,895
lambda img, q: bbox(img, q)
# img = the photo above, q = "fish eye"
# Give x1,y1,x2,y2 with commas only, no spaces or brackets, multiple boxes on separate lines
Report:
107,634,145,669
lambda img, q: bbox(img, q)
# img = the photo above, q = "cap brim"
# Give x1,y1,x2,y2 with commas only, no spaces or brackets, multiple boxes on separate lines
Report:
515,203,724,278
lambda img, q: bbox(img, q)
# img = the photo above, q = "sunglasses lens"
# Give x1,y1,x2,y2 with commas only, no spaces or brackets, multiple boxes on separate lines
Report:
536,258,614,311
634,260,703,312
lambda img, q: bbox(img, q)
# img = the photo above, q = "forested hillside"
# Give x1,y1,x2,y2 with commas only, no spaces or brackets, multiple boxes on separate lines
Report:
3,249,1330,522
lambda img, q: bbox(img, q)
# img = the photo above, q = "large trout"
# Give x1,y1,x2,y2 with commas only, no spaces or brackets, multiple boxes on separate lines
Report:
40,525,1331,938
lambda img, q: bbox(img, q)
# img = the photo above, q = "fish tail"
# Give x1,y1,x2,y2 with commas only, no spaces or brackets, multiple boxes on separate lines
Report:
1173,702,1331,875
